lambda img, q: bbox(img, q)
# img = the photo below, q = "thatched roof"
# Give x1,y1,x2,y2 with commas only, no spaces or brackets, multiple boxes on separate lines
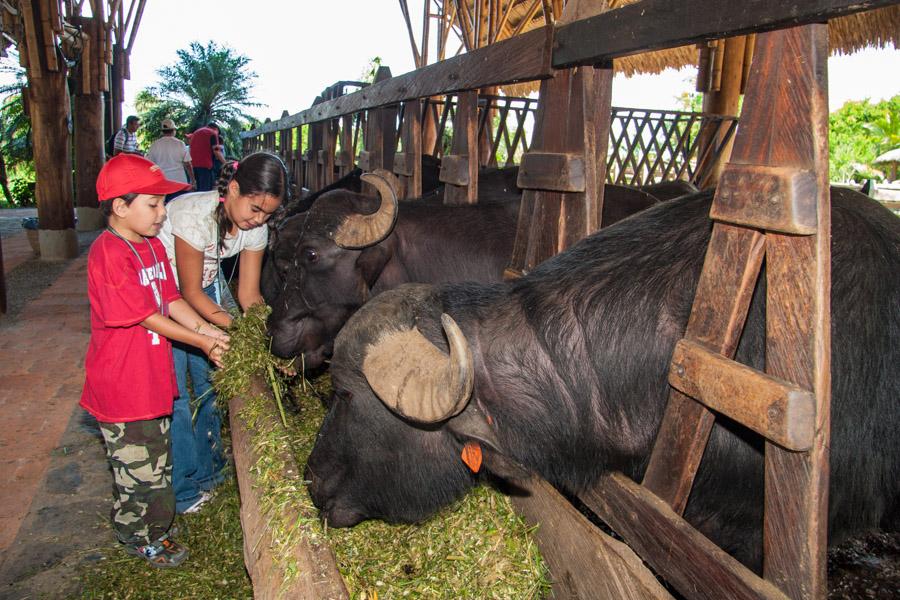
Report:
451,1,899,78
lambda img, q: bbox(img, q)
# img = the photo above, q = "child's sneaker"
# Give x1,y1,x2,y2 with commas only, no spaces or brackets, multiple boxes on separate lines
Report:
180,491,212,514
125,537,189,568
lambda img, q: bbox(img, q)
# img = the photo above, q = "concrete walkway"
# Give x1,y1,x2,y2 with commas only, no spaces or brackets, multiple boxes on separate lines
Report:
0,232,112,598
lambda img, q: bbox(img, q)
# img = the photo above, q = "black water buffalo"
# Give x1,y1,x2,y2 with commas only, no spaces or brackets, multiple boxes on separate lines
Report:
305,187,900,571
264,172,659,368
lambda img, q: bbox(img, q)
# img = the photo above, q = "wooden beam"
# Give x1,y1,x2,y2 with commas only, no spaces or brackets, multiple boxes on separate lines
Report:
642,224,765,513
124,0,145,53
440,90,478,204
243,26,552,138
710,165,818,234
582,473,790,600
512,477,672,600
553,0,896,68
399,0,422,67
518,152,585,192
668,339,815,451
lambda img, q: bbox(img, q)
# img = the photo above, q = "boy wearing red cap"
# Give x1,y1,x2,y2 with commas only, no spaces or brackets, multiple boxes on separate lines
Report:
81,154,231,567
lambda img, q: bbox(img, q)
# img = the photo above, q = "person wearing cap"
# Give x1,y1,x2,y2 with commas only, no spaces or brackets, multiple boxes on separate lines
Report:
147,118,196,202
113,115,143,156
80,154,231,568
157,151,288,513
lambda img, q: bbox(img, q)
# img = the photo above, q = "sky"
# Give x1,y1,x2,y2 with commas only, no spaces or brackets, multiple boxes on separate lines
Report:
2,0,898,120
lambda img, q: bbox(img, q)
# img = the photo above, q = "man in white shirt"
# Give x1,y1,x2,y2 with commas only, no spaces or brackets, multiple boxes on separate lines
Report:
147,119,196,202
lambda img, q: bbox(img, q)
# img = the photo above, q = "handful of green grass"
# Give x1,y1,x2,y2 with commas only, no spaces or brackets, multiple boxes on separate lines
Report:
216,308,550,598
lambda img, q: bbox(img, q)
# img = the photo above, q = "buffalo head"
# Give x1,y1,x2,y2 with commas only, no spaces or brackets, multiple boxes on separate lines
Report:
305,284,529,527
266,172,400,368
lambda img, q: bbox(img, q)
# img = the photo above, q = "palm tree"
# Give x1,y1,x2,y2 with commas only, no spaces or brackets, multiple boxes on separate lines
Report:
146,41,260,156
0,63,31,205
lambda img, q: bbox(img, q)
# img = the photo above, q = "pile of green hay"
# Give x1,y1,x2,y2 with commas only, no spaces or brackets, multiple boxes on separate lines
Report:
220,307,550,598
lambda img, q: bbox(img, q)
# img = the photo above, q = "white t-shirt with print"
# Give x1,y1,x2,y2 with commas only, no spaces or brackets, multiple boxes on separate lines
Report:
158,191,268,288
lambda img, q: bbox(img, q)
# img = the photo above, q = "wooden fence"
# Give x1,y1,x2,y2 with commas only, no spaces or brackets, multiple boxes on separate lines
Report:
245,92,738,189
239,1,898,598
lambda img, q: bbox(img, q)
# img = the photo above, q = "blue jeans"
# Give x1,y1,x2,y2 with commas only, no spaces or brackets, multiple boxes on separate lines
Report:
194,167,215,192
171,282,227,512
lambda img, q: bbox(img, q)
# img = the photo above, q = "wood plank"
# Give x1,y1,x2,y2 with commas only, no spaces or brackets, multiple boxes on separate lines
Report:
642,224,765,513
668,339,815,451
711,165,818,234
582,473,790,600
553,0,896,68
242,26,552,138
442,90,478,205
230,377,349,600
517,152,585,192
511,477,672,600
754,25,831,600
438,154,470,186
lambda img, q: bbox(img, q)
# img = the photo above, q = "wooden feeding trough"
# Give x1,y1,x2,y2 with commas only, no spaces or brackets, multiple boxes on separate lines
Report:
236,1,899,598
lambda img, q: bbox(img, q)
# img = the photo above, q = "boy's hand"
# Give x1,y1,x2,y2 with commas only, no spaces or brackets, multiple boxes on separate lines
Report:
202,336,229,368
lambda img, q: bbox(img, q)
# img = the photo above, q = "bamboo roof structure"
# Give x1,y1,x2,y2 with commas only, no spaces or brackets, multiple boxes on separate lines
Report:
406,1,899,94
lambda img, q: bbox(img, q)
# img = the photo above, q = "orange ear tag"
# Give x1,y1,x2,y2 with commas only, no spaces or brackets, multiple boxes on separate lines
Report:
461,441,483,473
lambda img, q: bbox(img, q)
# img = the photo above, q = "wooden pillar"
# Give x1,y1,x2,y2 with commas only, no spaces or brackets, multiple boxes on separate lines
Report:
358,67,397,176
29,71,78,258
394,100,422,198
698,36,748,186
73,17,105,231
110,43,125,132
336,114,355,178
505,64,613,276
19,0,77,259
439,91,479,205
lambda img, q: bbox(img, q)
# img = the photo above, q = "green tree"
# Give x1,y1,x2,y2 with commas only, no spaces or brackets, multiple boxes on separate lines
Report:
142,41,260,158
0,62,33,206
829,95,900,182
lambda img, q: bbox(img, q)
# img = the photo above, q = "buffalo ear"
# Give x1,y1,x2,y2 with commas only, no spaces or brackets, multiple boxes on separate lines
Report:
447,405,532,482
356,244,393,288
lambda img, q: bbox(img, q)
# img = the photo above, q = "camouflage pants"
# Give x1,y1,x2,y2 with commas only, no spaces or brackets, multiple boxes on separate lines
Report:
99,417,175,546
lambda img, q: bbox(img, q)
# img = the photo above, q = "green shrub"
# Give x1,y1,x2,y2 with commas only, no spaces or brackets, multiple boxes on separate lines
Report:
9,175,36,207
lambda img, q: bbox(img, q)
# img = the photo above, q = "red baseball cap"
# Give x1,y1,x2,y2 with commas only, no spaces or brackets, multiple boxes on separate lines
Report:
96,154,190,201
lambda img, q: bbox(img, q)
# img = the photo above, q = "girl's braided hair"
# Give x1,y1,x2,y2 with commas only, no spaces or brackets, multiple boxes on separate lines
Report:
214,151,290,250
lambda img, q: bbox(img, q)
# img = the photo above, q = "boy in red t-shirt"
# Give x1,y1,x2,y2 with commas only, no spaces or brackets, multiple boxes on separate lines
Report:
81,154,231,567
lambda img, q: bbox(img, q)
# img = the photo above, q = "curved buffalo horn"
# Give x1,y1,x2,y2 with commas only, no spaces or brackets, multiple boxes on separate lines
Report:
370,168,402,199
332,172,399,249
362,313,474,423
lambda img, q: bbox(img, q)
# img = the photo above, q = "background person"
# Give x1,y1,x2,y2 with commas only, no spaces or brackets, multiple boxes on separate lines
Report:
82,154,229,566
113,115,143,156
189,122,226,191
157,151,289,514
147,118,196,202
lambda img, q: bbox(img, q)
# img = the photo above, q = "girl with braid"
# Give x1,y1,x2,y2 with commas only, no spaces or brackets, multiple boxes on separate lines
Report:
158,151,288,513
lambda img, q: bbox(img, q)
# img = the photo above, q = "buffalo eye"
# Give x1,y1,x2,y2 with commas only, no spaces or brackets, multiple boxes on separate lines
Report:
304,247,319,263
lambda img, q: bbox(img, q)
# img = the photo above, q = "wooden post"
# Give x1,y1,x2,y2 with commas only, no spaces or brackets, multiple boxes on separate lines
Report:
394,99,423,198
73,16,105,232
336,114,355,178
505,63,612,277
439,90,479,205
697,36,749,186
110,43,125,132
358,67,398,176
19,0,78,259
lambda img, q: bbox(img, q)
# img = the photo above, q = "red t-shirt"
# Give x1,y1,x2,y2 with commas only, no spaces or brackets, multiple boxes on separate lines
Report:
80,232,182,423
189,127,218,169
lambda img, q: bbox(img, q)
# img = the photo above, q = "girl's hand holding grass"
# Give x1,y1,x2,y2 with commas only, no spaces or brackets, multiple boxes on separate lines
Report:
197,321,230,344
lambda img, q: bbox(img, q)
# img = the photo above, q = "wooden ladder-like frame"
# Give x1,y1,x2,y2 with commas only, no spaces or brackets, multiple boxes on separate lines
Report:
574,24,831,600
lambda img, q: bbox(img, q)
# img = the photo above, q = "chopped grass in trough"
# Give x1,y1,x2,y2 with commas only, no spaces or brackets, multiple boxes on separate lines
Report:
220,307,551,598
